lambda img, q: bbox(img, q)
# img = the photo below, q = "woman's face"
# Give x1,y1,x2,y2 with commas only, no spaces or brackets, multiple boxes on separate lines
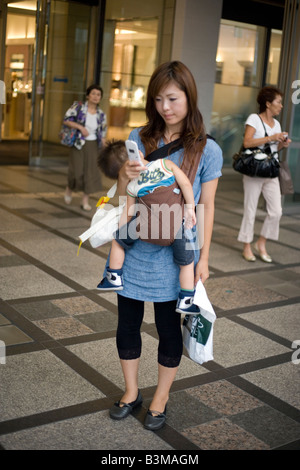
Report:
267,94,283,116
154,82,188,131
87,88,101,105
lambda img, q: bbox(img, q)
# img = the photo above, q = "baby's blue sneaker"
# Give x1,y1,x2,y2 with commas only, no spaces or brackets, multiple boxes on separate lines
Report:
176,292,200,315
97,268,123,291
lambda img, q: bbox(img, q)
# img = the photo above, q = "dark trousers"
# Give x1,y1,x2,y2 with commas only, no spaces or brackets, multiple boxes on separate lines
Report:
116,295,183,368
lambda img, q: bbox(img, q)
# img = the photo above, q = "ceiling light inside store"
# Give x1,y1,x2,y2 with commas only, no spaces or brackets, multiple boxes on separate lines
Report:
115,29,137,35
8,1,36,10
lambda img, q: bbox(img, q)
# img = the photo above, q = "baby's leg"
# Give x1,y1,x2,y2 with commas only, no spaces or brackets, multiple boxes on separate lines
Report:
97,240,124,291
179,261,194,291
176,262,200,315
109,239,125,270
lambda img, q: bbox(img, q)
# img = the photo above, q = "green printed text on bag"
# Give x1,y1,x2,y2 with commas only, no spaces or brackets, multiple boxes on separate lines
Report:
183,313,212,346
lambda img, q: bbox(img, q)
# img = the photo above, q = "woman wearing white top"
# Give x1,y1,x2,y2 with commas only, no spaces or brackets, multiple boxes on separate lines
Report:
238,86,291,262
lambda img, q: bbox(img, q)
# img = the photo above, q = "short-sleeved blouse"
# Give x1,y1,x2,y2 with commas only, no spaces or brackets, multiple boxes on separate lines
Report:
245,113,281,157
109,127,223,302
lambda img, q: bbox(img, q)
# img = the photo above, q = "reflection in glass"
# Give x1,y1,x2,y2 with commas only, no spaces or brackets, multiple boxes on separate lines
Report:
287,148,300,201
265,29,282,86
2,10,35,139
108,19,158,132
211,20,278,165
214,20,264,87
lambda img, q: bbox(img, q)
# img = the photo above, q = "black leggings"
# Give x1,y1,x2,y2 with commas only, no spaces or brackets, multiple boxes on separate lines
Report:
116,295,183,368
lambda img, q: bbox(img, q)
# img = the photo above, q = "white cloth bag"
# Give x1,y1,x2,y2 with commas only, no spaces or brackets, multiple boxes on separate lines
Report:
182,280,216,364
78,183,125,248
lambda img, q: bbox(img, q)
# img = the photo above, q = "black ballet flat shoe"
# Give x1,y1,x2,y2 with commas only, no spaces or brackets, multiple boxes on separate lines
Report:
109,390,143,420
144,406,167,431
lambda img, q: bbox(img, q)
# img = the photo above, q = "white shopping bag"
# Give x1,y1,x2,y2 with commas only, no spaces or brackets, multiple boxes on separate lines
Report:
182,280,216,364
78,183,125,249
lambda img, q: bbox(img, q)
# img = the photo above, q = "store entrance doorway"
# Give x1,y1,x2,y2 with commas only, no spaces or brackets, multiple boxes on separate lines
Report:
0,1,35,163
0,0,98,165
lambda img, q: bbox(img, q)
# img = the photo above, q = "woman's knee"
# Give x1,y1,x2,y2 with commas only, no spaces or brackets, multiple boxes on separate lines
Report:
267,205,282,221
158,350,182,368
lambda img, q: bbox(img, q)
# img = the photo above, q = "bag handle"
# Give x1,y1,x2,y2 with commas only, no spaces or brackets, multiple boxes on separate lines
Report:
257,114,276,157
96,182,117,208
77,182,119,256
257,114,268,137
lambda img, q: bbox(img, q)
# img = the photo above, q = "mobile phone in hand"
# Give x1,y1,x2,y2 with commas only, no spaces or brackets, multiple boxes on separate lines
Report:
125,140,142,165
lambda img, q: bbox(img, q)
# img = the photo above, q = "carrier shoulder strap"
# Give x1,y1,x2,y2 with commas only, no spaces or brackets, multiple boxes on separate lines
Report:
145,134,214,184
146,138,183,161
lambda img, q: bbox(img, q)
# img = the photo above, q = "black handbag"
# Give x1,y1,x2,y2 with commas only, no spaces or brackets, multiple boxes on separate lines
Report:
233,116,280,178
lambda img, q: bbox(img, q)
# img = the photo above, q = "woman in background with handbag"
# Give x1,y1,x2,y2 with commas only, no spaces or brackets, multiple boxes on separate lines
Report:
238,86,291,262
107,61,223,431
63,84,107,211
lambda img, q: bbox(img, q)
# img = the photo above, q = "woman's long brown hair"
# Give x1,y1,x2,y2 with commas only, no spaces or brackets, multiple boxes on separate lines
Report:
139,61,207,169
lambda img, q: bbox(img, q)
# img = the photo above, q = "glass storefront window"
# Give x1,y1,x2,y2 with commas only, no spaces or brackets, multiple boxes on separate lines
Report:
2,7,35,140
110,19,157,121
265,29,282,86
291,66,300,144
101,17,158,141
215,20,265,88
285,63,300,204
287,148,300,201
211,20,280,166
43,1,92,143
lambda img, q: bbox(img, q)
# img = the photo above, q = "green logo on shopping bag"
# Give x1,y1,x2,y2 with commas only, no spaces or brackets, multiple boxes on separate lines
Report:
184,314,212,345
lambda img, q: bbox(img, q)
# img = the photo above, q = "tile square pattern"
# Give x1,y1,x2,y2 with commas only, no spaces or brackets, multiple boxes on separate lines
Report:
205,276,286,310
33,317,94,339
242,363,300,410
170,381,300,450
0,411,172,450
51,296,106,315
14,300,67,321
0,255,29,268
182,417,269,450
13,296,118,340
0,350,104,421
239,304,300,342
0,324,33,346
186,380,262,415
0,266,74,300
213,318,290,368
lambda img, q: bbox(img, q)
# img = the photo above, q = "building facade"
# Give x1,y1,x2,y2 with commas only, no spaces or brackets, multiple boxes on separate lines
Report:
0,0,299,208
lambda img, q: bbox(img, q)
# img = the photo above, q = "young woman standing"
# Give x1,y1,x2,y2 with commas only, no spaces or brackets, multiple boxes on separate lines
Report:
108,61,223,430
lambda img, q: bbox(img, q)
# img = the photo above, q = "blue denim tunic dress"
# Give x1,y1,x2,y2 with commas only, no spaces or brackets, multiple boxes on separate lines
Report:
108,127,223,302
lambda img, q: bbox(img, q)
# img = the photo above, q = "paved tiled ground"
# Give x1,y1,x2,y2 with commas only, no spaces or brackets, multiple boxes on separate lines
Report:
0,164,299,451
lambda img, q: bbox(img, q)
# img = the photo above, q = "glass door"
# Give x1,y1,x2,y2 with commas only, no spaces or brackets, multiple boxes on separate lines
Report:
1,0,36,154
29,0,48,163
30,0,96,164
0,0,96,164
